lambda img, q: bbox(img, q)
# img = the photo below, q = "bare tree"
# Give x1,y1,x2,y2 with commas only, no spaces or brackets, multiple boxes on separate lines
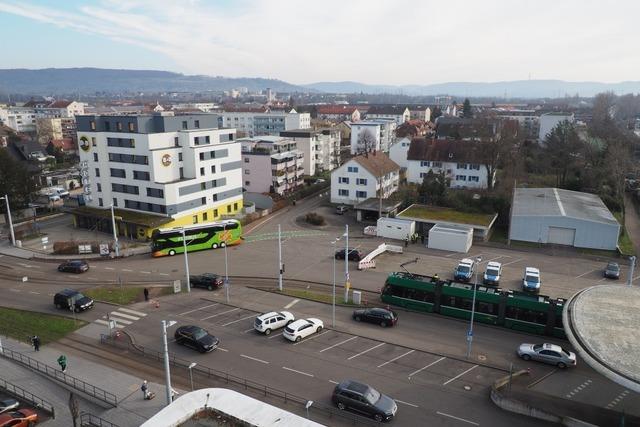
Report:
357,128,376,154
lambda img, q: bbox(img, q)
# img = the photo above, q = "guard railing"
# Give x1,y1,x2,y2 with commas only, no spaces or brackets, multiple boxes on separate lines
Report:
0,377,55,418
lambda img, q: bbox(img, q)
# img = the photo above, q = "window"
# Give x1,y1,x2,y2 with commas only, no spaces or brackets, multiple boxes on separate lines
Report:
211,165,216,173
338,177,349,184
470,164,480,170
205,135,210,143
455,175,467,181
200,183,206,191
133,171,150,181
356,191,367,198
98,197,103,206
419,172,426,178
194,136,200,145
245,169,250,175
200,153,205,160
338,189,349,196
347,166,359,173
182,121,188,130
128,122,134,132
194,120,200,128
200,167,205,176
214,209,218,217
227,205,231,213
420,161,430,167
117,122,123,131
469,176,480,182
179,167,184,178
113,198,118,207
108,153,148,164
146,188,164,198
244,158,249,163
203,212,208,221
178,153,183,161
110,168,126,178
432,162,442,168
192,215,198,224
457,163,468,169
104,121,110,131
91,137,96,146
95,168,100,177
97,183,102,192
356,178,367,185
233,202,238,210
90,121,96,130
245,180,250,186
111,183,139,194
93,153,98,161
107,138,135,148
174,137,179,147
201,197,206,205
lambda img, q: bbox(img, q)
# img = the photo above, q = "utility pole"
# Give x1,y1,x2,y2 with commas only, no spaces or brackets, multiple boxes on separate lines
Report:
110,204,119,257
628,256,636,287
466,257,482,358
224,223,229,303
344,224,349,302
278,224,283,291
181,228,191,293
1,195,15,246
161,320,177,406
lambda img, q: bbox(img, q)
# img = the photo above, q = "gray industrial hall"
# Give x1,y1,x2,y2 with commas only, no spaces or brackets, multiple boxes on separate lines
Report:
509,188,620,250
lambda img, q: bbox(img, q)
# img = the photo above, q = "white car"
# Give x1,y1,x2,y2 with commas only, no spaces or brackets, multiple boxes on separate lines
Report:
254,311,294,335
52,187,70,197
283,318,324,342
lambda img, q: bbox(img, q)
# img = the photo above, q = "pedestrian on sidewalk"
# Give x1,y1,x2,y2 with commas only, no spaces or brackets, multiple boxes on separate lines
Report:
57,354,67,373
404,235,409,247
143,288,149,301
141,380,149,399
31,335,40,352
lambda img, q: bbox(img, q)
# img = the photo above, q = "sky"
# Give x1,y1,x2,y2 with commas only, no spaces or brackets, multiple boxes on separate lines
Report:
0,0,639,86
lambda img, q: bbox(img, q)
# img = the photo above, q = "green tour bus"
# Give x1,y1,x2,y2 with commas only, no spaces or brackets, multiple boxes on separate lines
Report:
151,219,242,257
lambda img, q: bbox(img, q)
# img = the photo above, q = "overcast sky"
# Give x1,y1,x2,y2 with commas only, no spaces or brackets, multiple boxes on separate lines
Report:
0,0,638,85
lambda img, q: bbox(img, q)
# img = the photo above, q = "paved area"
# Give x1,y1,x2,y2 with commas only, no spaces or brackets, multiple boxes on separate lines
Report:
564,285,640,393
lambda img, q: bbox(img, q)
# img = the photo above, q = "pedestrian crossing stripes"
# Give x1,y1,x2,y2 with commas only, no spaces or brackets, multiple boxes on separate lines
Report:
244,230,327,243
94,307,147,329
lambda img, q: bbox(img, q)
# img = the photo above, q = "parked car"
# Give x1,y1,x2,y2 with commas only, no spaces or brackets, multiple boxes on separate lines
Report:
53,289,94,312
0,408,38,427
604,262,620,279
48,193,61,202
352,308,397,327
335,248,362,262
522,267,541,293
483,261,502,286
517,343,576,369
332,380,397,422
190,273,224,290
174,325,219,353
335,205,349,215
254,311,294,335
453,258,475,282
51,187,70,197
57,260,89,274
283,318,323,342
0,396,18,414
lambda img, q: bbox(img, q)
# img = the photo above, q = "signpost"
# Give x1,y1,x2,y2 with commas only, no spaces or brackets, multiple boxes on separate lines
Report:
173,280,182,294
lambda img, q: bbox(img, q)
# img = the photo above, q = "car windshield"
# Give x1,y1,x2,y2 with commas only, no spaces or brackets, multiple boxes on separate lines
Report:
607,263,619,271
486,268,499,276
192,328,208,340
73,292,86,301
532,344,543,351
364,387,381,405
458,265,470,273
525,275,539,283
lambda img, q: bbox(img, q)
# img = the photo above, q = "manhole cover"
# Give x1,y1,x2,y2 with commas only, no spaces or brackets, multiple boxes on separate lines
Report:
464,385,472,391
478,355,486,361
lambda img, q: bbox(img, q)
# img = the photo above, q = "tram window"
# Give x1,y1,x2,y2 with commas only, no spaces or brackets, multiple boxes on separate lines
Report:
505,306,548,325
441,295,472,310
477,302,496,315
555,313,563,328
423,291,435,303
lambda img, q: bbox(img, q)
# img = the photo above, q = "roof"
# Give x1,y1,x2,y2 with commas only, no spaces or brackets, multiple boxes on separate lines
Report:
349,151,400,178
435,118,499,139
316,105,359,115
398,204,497,227
49,138,76,151
406,138,485,164
511,188,619,225
48,100,74,108
367,105,409,115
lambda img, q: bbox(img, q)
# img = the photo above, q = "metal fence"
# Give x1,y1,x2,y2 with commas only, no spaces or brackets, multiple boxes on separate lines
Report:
80,412,120,427
101,335,381,426
0,347,118,407
0,377,56,418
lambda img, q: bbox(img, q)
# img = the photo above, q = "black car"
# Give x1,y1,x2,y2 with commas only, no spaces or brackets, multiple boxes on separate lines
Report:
190,273,224,291
335,248,362,261
174,325,219,353
604,262,620,279
58,260,89,274
332,380,397,422
53,289,94,312
0,395,19,414
352,308,398,327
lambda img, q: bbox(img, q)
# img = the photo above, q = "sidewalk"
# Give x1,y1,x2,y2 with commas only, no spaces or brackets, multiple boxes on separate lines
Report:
0,239,150,261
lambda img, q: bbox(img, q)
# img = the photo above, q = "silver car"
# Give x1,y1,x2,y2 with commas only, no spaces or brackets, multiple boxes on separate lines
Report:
517,343,576,368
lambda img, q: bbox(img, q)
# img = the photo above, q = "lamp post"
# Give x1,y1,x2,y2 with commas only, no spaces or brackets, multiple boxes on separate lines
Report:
0,195,15,246
181,228,191,293
278,224,283,291
344,224,349,302
224,223,229,303
331,238,340,328
109,203,119,257
161,320,177,406
466,256,482,359
628,256,636,287
188,362,197,391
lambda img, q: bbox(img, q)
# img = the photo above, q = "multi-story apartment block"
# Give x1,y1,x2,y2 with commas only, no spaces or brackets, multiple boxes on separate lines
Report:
240,136,304,196
365,105,410,125
279,128,341,175
493,109,539,140
1,101,84,133
36,117,77,144
219,108,310,137
75,112,242,239
538,112,575,142
408,105,432,122
330,152,400,206
350,119,397,155
0,107,38,133
316,105,361,122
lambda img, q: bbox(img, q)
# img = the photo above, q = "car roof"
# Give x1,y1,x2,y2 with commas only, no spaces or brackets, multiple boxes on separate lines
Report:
257,311,279,319
541,343,563,352
460,258,474,264
525,267,540,274
340,380,370,394
57,288,80,296
607,262,619,267
486,261,502,268
181,325,204,332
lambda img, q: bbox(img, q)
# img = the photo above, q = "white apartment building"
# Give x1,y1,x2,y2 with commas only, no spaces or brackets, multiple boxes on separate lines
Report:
36,117,77,144
538,112,575,142
220,109,310,137
280,128,341,175
330,152,400,206
1,100,85,133
75,112,242,239
365,105,410,125
350,119,396,155
493,109,539,140
240,136,304,196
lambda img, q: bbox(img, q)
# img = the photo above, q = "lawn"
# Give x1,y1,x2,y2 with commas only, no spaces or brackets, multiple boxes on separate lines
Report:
613,212,635,256
83,286,173,305
0,307,85,345
398,204,496,226
278,288,358,306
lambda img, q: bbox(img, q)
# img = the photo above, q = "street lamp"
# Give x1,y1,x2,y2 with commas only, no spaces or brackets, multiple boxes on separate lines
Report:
344,224,349,302
278,224,283,292
188,362,197,391
180,228,191,293
1,195,15,246
161,319,177,406
223,223,229,303
109,203,120,257
627,256,636,287
466,256,482,359
331,238,340,328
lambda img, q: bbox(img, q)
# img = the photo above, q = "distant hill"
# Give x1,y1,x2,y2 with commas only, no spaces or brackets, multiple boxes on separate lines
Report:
303,80,640,98
0,68,308,95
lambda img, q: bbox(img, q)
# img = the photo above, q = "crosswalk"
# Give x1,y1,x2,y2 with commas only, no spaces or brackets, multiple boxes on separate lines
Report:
94,307,147,329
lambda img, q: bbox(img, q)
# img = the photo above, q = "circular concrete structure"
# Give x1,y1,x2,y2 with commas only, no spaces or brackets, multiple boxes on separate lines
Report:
564,285,640,392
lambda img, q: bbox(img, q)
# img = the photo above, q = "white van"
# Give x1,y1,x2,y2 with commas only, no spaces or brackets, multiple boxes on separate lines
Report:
522,267,541,293
483,261,502,286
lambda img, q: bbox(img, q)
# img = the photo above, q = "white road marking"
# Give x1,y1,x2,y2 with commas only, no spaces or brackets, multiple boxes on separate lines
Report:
243,328,255,333
158,273,169,276
106,316,132,325
329,380,339,384
486,255,504,262
347,342,385,360
377,349,414,368
501,258,524,267
268,332,284,339
319,336,357,353
121,269,133,272
87,277,99,281
140,271,151,274
48,293,54,296
293,330,329,346
9,288,20,292
408,356,446,378
222,314,256,326
118,308,147,317
284,299,300,309
104,267,115,270
575,268,597,279
436,411,479,426
282,366,314,377
178,303,218,316
109,311,139,321
395,399,419,408
94,319,123,328
445,252,459,257
607,390,630,408
241,354,269,364
28,291,40,295
443,365,478,386
217,348,229,352
201,308,239,320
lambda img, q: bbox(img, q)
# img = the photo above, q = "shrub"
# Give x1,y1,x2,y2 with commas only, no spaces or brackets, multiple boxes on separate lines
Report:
305,212,326,226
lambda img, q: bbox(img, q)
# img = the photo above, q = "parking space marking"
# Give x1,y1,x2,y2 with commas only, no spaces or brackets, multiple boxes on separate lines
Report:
140,271,151,274
443,365,478,386
9,288,20,292
319,336,357,353
293,330,330,346
243,328,255,333
268,332,284,339
436,411,479,426
222,314,256,326
329,380,339,385
282,366,314,377
201,308,239,320
218,348,229,352
575,268,597,279
284,299,300,309
445,252,459,257
377,349,415,368
395,399,419,408
121,269,133,272
486,255,504,262
607,390,630,408
502,258,524,267
565,379,592,398
28,291,40,295
347,343,385,360
241,354,269,364
408,356,446,378
158,273,169,276
104,267,115,270
178,303,219,316
87,277,100,281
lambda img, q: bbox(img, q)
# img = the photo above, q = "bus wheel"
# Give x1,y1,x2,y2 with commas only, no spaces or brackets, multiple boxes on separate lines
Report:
212,243,218,249
220,242,226,248
169,250,176,256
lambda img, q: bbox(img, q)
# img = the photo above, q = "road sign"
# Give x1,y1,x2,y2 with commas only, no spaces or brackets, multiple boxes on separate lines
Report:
99,243,110,256
173,280,181,293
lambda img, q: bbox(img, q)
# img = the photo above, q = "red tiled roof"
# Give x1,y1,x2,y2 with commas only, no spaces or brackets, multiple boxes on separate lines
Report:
48,100,74,108
407,138,484,164
49,138,76,151
317,105,359,115
350,151,400,177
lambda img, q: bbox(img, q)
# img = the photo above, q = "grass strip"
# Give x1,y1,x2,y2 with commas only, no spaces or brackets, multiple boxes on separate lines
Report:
83,286,173,305
0,307,85,345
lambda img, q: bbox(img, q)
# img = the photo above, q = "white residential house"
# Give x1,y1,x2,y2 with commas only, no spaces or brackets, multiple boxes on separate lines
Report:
316,105,361,122
365,105,410,125
1,100,85,133
404,138,494,189
350,119,396,155
331,152,400,206
408,105,432,122
219,108,310,137
389,137,411,169
280,128,341,175
240,136,304,196
538,112,575,142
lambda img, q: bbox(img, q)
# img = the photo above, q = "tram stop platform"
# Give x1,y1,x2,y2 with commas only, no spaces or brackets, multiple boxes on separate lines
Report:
564,285,640,393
